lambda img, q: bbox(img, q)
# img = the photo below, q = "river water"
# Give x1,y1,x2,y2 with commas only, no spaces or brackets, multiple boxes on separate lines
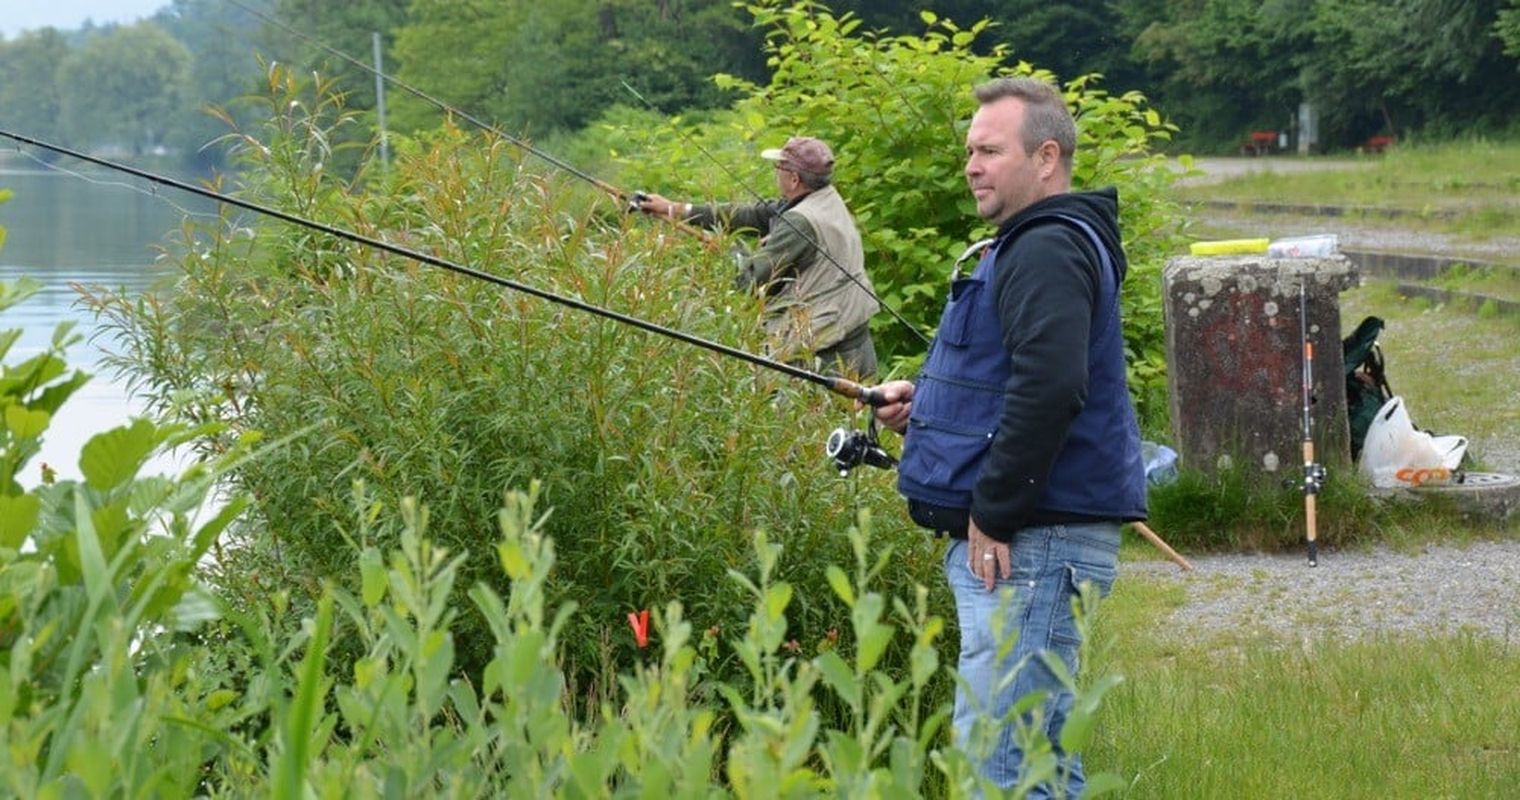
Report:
1,162,212,484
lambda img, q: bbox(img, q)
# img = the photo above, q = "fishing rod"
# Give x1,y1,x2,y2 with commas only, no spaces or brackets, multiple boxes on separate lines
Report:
1299,281,1325,567
0,128,890,416
620,81,933,348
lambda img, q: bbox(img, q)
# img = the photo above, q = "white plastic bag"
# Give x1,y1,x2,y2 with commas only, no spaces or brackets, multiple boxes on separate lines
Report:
1358,396,1468,488
1268,234,1339,257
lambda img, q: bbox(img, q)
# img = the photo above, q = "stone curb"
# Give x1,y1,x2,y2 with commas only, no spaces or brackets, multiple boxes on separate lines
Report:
1394,284,1520,316
1341,249,1520,280
1197,199,1459,221
1367,472,1520,523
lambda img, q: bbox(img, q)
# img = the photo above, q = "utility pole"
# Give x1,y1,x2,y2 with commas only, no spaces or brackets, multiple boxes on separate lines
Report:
372,31,389,168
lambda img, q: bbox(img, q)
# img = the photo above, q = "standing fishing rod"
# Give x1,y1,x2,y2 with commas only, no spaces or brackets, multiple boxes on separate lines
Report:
1299,280,1326,567
0,128,889,417
620,81,933,348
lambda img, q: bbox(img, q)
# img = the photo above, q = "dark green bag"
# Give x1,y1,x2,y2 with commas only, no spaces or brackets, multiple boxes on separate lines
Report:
1343,316,1392,460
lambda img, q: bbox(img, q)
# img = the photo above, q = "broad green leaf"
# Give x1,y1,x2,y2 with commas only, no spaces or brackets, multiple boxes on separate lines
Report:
0,329,20,362
815,650,861,708
31,370,89,419
48,320,80,349
4,405,49,440
764,582,793,620
856,624,895,673
80,418,160,491
206,689,238,712
0,494,39,548
89,498,130,559
825,565,854,606
1038,650,1076,690
0,275,39,313
359,546,386,606
1059,703,1098,753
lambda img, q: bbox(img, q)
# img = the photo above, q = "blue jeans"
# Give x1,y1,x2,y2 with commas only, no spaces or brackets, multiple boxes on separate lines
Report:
944,523,1120,798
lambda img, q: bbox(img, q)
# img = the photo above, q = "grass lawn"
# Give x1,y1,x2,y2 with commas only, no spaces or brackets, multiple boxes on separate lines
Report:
1086,578,1520,798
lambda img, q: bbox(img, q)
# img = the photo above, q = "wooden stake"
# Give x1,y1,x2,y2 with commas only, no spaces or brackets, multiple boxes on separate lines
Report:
1131,522,1194,572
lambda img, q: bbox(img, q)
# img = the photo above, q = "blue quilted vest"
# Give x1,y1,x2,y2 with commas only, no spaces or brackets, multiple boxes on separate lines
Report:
897,215,1147,522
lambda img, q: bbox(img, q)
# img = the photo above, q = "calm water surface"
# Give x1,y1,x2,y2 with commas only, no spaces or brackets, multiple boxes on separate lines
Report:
1,164,212,483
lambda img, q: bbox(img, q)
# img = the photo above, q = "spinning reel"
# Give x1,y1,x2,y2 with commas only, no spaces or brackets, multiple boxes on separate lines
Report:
825,416,898,476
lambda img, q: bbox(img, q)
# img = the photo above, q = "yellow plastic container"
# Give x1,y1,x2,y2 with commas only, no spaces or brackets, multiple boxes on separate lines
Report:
1188,238,1270,256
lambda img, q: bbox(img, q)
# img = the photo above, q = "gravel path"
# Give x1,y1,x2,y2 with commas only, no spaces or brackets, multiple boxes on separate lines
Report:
1125,541,1520,644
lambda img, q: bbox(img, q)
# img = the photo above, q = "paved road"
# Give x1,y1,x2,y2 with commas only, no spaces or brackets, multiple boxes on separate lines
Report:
1171,155,1376,187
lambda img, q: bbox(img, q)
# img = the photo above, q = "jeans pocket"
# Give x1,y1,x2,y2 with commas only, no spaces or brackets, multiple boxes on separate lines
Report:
1050,561,1115,648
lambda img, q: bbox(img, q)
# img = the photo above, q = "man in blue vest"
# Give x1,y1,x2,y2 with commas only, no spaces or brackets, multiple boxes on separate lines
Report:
870,77,1147,796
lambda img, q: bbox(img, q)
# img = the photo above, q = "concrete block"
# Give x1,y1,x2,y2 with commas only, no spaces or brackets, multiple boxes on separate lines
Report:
1163,254,1359,479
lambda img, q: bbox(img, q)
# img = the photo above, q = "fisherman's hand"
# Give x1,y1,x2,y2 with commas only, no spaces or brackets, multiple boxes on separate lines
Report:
966,520,1011,591
861,379,914,434
634,192,669,216
636,193,689,221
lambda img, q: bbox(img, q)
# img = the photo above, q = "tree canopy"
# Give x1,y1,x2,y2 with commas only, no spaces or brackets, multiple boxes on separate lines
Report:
57,23,192,156
3,0,1520,160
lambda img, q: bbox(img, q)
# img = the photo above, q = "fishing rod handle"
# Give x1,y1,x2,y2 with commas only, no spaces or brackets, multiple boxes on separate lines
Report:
828,379,889,408
854,385,891,408
1304,493,1319,567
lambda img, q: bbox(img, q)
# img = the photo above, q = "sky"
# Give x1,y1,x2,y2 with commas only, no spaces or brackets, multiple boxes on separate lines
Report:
1,0,169,39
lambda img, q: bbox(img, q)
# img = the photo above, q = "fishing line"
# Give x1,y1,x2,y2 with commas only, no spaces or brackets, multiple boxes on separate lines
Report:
7,145,222,222
0,128,887,409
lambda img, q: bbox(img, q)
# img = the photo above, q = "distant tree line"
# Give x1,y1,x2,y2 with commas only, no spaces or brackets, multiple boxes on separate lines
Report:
4,0,1520,166
0,0,270,169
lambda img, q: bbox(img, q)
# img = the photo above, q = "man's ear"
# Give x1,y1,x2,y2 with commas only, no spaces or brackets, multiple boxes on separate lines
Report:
1037,139,1062,179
